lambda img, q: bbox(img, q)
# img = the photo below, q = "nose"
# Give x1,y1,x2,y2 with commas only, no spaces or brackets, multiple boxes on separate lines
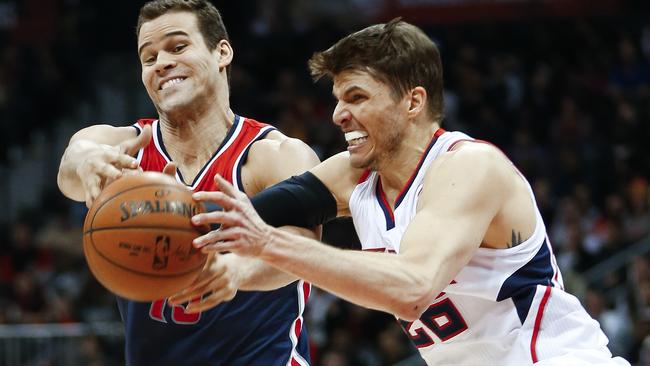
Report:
154,52,176,74
332,102,351,126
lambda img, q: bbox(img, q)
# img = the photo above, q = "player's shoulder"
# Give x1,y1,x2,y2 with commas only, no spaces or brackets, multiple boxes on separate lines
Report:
242,129,320,192
436,140,507,172
248,129,317,162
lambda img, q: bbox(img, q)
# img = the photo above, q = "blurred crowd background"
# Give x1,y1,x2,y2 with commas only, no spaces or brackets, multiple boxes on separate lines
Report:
0,0,649,365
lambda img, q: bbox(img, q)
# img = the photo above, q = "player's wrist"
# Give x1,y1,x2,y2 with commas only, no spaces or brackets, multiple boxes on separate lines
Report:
258,225,284,263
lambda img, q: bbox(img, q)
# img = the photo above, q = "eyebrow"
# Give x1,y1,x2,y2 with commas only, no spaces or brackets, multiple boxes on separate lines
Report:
333,85,363,99
138,30,190,57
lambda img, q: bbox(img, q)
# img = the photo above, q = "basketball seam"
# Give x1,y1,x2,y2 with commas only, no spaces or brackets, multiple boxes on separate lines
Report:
86,231,206,278
83,226,202,235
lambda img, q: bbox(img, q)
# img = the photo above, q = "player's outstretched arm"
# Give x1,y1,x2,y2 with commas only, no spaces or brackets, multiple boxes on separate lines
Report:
190,144,510,321
58,124,152,207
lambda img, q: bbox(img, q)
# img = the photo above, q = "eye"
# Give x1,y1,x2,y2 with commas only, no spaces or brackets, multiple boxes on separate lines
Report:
143,55,156,65
350,94,365,103
173,44,187,53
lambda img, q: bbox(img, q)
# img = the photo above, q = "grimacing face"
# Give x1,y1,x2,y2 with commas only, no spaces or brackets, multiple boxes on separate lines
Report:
138,11,225,114
332,70,409,170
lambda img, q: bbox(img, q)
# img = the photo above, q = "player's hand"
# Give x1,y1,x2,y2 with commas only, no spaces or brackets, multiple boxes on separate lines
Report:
167,252,239,313
191,174,272,257
77,125,152,207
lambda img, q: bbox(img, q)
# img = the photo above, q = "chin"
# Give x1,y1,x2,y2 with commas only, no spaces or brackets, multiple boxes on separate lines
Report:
349,156,374,170
159,95,193,113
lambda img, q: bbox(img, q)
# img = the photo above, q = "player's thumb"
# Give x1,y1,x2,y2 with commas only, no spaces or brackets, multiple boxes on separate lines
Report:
121,125,152,156
162,162,177,177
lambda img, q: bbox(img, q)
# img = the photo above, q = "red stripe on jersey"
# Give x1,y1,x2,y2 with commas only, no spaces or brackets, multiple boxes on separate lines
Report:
358,170,371,184
290,358,301,366
302,282,311,304
531,286,552,363
393,128,445,208
446,138,475,151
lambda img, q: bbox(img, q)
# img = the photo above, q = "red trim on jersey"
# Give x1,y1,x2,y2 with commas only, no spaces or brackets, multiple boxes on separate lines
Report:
446,138,481,151
531,286,552,363
362,247,397,254
358,170,371,184
393,128,446,208
290,358,301,366
302,282,311,305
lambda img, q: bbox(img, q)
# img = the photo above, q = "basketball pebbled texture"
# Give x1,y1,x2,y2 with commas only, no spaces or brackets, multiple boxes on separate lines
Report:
83,172,209,301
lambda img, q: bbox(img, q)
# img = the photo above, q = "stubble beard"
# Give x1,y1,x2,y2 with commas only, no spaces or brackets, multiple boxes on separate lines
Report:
359,126,404,172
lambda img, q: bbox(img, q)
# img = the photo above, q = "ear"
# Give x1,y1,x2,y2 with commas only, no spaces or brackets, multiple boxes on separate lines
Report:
407,86,427,118
214,39,234,71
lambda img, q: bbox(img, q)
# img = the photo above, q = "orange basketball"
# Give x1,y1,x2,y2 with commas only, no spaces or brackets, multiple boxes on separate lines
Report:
83,172,209,301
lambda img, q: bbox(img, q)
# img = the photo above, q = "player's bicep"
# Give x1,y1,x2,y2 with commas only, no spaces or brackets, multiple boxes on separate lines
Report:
310,152,362,217
400,147,506,278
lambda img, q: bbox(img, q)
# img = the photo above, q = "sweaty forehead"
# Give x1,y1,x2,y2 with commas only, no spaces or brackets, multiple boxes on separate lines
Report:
138,11,199,46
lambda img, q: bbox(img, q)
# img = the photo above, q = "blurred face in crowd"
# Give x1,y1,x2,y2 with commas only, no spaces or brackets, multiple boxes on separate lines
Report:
137,11,232,115
332,69,410,170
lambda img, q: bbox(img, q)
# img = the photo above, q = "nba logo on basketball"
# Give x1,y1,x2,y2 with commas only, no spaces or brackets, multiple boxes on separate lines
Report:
153,235,171,270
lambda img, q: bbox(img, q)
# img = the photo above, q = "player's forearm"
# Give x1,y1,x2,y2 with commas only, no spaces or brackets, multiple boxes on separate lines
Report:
261,228,436,321
57,139,97,201
224,226,318,291
223,254,297,291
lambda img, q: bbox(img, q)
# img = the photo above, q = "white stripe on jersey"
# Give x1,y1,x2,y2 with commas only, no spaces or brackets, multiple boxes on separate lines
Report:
231,125,276,192
286,280,310,366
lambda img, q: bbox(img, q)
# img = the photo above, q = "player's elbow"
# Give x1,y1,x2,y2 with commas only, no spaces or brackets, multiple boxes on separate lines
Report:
391,282,436,321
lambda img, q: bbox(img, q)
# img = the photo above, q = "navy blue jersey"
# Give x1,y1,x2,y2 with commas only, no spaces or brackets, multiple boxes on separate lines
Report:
118,116,311,366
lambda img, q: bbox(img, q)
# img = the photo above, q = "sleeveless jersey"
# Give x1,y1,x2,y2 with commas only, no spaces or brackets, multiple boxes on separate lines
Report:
349,130,629,365
116,115,311,366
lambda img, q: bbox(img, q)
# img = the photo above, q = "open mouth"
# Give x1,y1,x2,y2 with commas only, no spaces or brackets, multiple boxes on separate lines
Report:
160,77,187,90
345,130,368,146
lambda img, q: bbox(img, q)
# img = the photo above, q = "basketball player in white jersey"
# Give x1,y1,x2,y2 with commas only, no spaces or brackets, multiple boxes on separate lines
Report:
184,19,630,365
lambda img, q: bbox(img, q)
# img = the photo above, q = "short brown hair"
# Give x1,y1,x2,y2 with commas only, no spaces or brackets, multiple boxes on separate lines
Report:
309,19,444,123
137,0,231,77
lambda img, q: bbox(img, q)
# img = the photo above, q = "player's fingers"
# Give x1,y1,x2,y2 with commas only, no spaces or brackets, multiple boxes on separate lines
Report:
192,210,243,230
82,174,103,205
193,225,246,248
120,124,152,156
186,286,236,313
214,175,247,200
168,265,219,303
192,191,240,211
162,162,177,177
99,163,124,182
104,149,138,169
85,190,94,209
199,238,241,254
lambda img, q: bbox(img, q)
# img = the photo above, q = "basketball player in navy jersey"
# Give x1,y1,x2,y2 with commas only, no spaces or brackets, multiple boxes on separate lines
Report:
185,19,630,365
57,1,317,365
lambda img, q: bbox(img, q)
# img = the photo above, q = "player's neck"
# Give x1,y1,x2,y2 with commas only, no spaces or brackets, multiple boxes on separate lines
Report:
158,106,235,179
377,123,439,199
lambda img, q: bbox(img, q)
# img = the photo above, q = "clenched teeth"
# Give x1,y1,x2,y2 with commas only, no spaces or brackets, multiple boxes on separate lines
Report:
345,131,368,146
160,77,186,90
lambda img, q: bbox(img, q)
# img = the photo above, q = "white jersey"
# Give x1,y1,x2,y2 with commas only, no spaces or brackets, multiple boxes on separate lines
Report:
349,130,629,366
